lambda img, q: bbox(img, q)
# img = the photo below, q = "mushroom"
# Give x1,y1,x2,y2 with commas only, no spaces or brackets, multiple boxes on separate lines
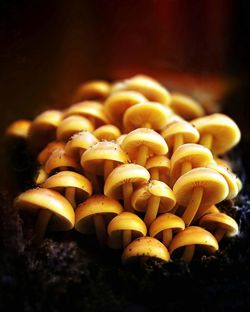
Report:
161,120,200,155
122,236,170,264
146,155,170,183
191,113,241,155
93,125,121,141
81,141,129,180
194,205,220,222
107,212,147,249
43,171,92,209
38,141,65,165
34,167,48,185
121,128,168,167
169,226,219,263
199,212,239,242
104,90,147,128
104,163,150,211
123,102,173,133
116,134,127,146
72,80,111,102
5,119,31,140
169,93,205,120
131,180,176,227
149,213,185,247
173,167,229,226
56,116,94,141
14,188,75,245
75,195,123,246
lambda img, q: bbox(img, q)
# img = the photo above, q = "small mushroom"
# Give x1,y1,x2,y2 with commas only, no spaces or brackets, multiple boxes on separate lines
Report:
191,113,241,155
169,226,219,263
194,205,220,222
75,195,123,246
149,213,185,247
199,212,239,242
72,80,111,102
104,163,150,211
173,167,229,226
34,167,48,185
14,188,75,245
5,119,31,140
131,180,176,227
93,125,121,141
122,236,170,264
121,128,168,167
107,212,147,249
146,155,170,183
43,171,92,209
38,141,65,165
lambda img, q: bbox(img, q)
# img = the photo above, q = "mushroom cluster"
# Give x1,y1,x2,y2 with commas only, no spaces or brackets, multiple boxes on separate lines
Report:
6,75,242,264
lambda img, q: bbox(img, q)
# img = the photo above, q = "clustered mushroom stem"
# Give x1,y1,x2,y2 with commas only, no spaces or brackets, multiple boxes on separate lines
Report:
162,229,172,247
213,227,226,242
88,116,96,128
93,214,107,246
136,145,148,167
173,133,184,153
181,161,192,175
142,122,151,129
104,160,114,181
144,195,161,227
200,133,213,150
123,230,132,248
85,172,101,194
123,183,134,212
33,209,52,246
150,167,159,180
65,187,76,209
182,245,195,263
182,186,204,226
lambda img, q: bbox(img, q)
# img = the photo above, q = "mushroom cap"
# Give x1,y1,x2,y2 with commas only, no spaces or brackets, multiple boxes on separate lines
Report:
199,212,239,237
169,226,219,255
122,236,170,264
170,144,214,183
104,164,150,199
14,188,75,231
113,75,171,105
161,121,200,148
5,119,31,140
64,101,110,126
56,116,94,141
195,205,220,221
146,155,170,174
43,171,93,200
81,141,129,175
173,167,229,207
215,158,232,170
64,131,98,158
73,80,111,102
123,102,173,132
75,195,123,234
149,213,185,239
191,113,241,154
34,167,48,185
116,134,127,145
38,141,65,165
93,125,121,141
121,128,168,161
131,180,176,213
104,90,147,126
45,148,80,174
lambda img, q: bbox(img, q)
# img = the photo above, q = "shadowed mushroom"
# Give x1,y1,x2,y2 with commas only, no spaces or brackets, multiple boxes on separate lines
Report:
173,167,229,226
43,171,92,209
5,119,31,141
107,212,147,249
131,180,176,227
104,164,150,212
72,80,111,102
146,155,170,183
34,167,48,185
75,195,123,246
169,93,205,120
194,205,220,222
191,113,241,155
38,141,65,165
199,212,239,242
14,188,75,245
169,226,219,263
121,128,168,167
122,236,170,264
93,125,121,141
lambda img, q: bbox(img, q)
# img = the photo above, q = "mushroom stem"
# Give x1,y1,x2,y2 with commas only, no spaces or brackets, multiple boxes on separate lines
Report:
88,116,96,128
33,209,52,245
85,172,101,194
159,172,168,184
65,187,76,209
136,145,148,167
104,160,114,180
123,183,134,212
144,195,161,226
213,228,226,242
182,245,195,263
162,229,172,247
142,122,151,128
122,230,132,248
182,186,203,226
150,168,159,180
60,166,68,171
93,214,107,246
181,161,192,175
200,133,213,150
173,133,184,152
